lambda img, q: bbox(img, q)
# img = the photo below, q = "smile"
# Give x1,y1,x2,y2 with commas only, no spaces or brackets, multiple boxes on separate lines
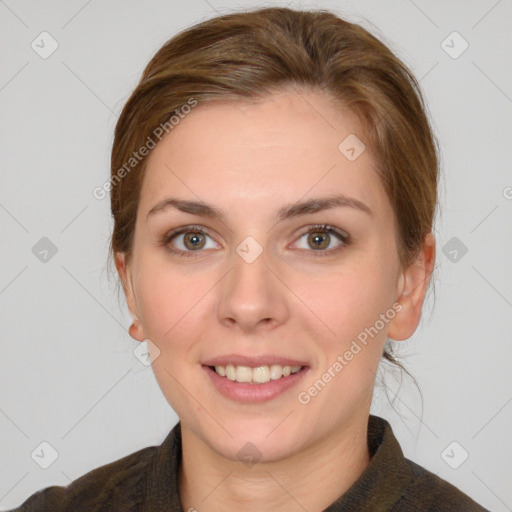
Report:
202,364,309,403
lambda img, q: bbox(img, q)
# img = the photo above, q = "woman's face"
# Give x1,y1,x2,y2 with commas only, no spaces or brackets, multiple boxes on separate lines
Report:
117,88,427,462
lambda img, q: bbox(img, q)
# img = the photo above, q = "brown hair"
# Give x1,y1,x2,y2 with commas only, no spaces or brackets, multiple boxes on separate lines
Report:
109,6,439,370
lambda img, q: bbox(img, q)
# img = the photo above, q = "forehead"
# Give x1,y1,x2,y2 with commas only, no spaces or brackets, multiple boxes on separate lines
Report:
139,89,389,219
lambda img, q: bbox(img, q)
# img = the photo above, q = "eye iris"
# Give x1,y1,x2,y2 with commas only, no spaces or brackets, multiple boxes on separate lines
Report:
184,232,206,250
308,231,329,250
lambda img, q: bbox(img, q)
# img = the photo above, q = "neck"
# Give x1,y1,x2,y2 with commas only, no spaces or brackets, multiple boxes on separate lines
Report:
178,415,371,512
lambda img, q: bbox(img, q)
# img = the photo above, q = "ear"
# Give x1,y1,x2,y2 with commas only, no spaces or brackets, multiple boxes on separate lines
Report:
387,233,436,341
114,252,146,342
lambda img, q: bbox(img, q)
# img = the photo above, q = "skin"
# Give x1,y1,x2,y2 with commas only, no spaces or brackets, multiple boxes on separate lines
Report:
115,87,435,512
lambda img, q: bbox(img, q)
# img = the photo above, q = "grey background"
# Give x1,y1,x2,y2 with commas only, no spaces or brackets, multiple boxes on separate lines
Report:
1,0,511,510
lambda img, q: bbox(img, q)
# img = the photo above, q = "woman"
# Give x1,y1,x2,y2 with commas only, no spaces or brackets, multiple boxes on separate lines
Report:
13,6,489,511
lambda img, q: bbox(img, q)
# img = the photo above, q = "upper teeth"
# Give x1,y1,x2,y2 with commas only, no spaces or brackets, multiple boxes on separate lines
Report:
214,364,302,384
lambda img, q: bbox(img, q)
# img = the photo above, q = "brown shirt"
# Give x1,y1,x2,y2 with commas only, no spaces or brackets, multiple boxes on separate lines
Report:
11,415,489,511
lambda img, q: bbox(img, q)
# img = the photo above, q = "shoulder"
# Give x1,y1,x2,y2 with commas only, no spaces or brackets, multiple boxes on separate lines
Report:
10,444,158,512
394,457,489,511
360,415,489,512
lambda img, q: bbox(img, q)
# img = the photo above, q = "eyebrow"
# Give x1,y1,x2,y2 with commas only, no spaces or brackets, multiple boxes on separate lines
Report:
146,194,373,222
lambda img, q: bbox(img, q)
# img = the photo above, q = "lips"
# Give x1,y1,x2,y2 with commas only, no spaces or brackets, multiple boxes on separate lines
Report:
201,354,309,368
201,353,311,403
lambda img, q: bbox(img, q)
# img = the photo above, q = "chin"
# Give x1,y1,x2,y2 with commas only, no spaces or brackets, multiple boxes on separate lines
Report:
210,418,307,463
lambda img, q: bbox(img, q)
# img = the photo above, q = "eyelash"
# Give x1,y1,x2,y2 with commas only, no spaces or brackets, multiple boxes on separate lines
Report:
160,224,352,259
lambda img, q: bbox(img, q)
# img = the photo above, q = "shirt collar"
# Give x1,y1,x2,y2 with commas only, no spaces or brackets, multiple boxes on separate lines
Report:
145,414,414,511
324,414,414,511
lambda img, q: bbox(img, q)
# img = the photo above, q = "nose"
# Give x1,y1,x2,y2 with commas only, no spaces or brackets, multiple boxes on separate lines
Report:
217,246,290,334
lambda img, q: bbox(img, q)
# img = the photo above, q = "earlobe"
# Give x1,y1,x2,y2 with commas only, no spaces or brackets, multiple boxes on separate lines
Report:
128,320,146,342
387,233,436,341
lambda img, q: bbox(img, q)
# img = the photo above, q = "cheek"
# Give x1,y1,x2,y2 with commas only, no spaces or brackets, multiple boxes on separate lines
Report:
296,259,395,346
297,267,393,410
136,265,208,411
134,262,210,344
